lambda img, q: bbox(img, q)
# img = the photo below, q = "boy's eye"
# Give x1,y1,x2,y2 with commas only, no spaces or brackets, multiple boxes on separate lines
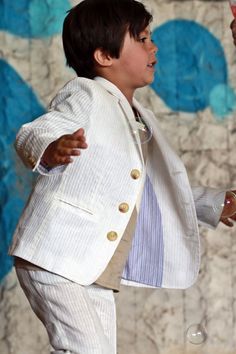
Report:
138,37,147,43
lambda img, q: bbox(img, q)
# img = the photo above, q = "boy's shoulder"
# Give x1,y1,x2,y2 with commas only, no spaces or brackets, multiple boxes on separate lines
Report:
61,76,129,102
50,77,109,109
60,76,105,95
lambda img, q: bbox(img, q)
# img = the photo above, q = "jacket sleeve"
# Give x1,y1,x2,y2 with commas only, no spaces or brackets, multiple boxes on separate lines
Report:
14,81,94,174
191,186,226,228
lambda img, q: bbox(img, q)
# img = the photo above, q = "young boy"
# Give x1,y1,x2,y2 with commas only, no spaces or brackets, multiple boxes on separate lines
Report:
9,0,235,353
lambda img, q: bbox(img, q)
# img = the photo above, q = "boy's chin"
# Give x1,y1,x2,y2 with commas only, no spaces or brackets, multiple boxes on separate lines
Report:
143,77,155,86
134,76,155,90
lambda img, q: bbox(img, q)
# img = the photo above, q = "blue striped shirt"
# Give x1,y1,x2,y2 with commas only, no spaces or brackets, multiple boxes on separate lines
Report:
122,174,164,287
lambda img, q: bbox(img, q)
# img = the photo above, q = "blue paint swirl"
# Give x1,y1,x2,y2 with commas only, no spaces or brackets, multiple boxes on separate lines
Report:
151,20,229,114
0,59,45,282
209,84,236,119
0,0,71,38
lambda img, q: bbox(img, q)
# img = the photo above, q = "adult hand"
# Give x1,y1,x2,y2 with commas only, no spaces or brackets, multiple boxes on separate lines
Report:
220,190,236,227
230,19,236,46
220,214,236,227
41,128,88,168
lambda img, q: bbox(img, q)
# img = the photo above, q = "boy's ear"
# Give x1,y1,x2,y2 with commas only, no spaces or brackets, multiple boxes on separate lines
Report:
94,48,113,67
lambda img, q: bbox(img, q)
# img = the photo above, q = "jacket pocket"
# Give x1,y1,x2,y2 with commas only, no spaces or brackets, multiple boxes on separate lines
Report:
55,197,96,217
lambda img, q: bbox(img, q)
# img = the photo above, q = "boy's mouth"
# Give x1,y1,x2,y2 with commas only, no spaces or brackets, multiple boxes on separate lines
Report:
147,60,156,68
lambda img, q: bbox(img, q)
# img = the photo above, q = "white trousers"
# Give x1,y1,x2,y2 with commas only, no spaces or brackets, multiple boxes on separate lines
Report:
16,268,117,354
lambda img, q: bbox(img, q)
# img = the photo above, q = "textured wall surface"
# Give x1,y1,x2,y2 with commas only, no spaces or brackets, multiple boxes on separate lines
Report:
1,0,236,353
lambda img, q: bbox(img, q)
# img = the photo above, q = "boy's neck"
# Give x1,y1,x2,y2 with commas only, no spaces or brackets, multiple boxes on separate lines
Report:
111,83,135,106
119,87,134,105
95,70,135,105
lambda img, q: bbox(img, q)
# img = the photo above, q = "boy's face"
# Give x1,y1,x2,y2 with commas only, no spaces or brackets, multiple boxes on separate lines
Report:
110,26,157,97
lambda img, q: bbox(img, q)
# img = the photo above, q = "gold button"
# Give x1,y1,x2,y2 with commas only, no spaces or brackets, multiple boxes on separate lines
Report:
119,203,129,213
131,169,140,180
107,231,118,241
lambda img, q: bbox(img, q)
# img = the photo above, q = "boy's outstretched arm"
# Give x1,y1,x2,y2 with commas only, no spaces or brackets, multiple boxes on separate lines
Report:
41,128,88,168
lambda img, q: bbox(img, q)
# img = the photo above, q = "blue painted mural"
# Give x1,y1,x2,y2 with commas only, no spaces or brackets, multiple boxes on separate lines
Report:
0,59,45,282
0,0,71,282
151,19,236,119
0,0,70,38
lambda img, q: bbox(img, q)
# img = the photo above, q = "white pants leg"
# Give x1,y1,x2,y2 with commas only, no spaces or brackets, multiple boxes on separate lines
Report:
16,268,117,354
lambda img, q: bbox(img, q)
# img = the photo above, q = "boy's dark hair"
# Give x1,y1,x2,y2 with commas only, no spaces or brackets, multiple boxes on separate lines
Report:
62,0,152,78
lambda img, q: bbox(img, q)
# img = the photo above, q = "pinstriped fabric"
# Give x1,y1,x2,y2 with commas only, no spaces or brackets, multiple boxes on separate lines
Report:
10,77,144,285
16,268,116,354
122,174,164,287
10,76,222,289
191,186,225,228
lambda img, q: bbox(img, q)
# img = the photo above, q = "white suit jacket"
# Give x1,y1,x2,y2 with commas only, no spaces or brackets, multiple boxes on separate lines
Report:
9,77,225,289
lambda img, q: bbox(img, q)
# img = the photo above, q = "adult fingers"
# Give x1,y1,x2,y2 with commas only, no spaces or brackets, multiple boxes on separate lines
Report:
220,218,234,227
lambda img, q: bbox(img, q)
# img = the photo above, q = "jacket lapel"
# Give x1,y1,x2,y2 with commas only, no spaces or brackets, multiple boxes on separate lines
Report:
94,77,144,164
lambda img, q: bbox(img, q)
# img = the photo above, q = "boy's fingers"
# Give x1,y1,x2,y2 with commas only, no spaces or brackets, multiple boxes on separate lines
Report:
64,149,81,157
46,155,71,167
59,135,88,148
72,129,88,145
61,141,88,150
44,129,87,167
59,129,86,143
72,128,85,138
56,157,73,165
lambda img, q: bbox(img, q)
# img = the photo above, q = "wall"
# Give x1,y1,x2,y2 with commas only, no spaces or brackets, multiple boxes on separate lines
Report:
1,0,236,353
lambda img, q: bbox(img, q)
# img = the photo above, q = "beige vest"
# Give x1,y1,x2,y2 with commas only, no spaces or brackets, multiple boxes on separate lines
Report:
95,128,149,291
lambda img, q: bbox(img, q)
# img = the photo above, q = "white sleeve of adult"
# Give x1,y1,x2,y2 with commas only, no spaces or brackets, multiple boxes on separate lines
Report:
192,186,226,228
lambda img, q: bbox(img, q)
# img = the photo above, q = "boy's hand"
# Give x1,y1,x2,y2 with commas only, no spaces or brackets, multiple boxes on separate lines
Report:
41,128,88,168
230,19,236,46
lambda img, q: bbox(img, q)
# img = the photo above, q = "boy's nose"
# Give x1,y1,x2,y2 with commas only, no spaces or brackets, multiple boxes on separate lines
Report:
150,41,158,54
